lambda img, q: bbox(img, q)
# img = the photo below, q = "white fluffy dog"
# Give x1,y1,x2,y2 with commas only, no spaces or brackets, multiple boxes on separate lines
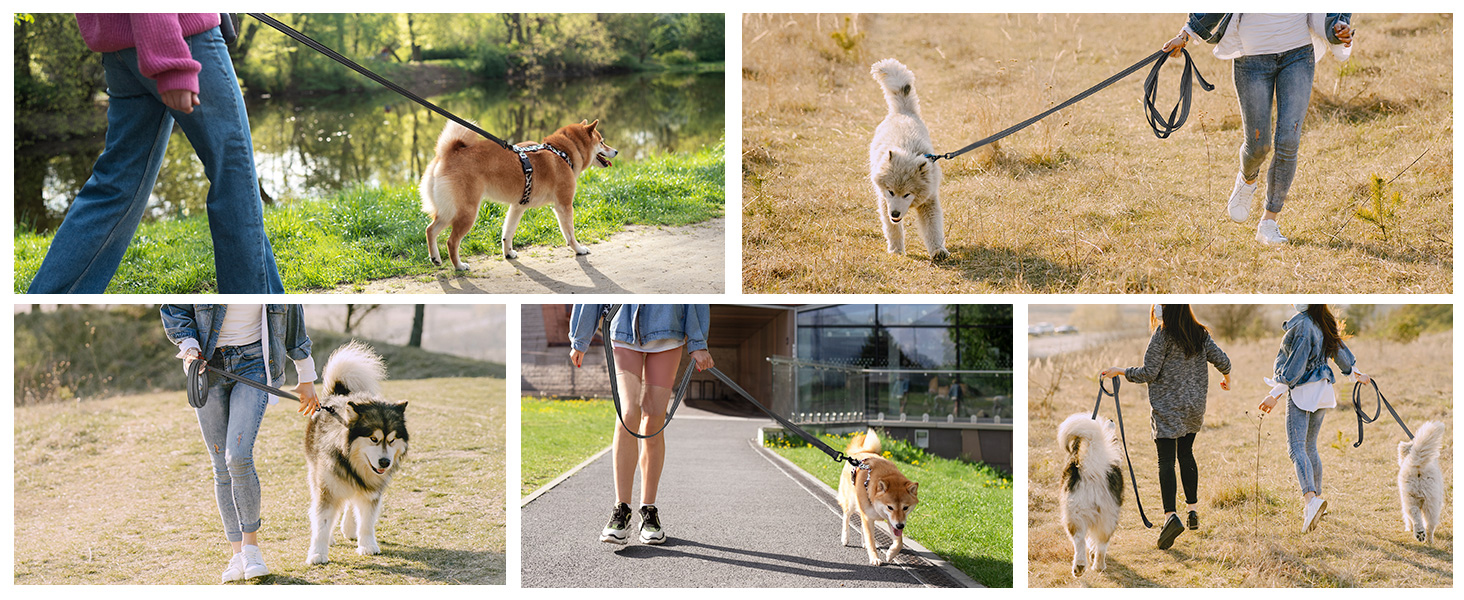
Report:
1058,413,1124,577
869,58,948,260
1397,420,1446,544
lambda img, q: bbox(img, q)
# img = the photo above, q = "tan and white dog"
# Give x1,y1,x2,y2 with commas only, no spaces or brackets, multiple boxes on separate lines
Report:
420,119,618,269
1058,413,1123,577
304,342,408,565
839,429,920,566
1397,420,1446,544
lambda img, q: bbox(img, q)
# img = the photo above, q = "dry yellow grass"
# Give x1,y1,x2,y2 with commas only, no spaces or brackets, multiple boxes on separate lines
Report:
1027,331,1452,587
742,14,1452,293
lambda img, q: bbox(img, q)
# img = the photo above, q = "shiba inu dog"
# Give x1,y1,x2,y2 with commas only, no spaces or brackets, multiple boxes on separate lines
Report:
304,342,408,565
1058,413,1123,577
420,119,618,269
1397,420,1446,544
839,429,920,566
869,58,948,261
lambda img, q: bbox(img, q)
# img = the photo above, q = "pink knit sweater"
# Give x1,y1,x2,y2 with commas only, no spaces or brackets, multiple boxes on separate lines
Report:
75,13,221,94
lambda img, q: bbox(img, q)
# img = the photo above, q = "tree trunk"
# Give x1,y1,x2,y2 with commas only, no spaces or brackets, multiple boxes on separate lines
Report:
408,305,425,347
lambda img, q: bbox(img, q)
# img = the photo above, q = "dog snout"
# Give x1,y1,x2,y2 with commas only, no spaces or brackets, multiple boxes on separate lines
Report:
894,522,905,531
378,458,392,469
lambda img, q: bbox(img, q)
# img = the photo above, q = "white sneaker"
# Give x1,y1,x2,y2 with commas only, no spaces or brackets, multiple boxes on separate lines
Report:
1301,496,1325,532
1256,219,1288,245
1228,172,1258,222
241,545,270,579
221,552,245,583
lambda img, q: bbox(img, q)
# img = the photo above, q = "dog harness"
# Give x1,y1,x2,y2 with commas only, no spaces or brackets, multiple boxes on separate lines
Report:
849,459,872,487
514,143,574,204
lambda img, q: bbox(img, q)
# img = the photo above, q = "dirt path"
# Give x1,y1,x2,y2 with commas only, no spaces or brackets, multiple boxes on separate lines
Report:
333,219,724,294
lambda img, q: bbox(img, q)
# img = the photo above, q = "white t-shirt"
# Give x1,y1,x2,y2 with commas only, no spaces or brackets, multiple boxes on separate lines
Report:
1233,13,1313,56
613,336,687,354
1268,377,1335,411
216,304,263,347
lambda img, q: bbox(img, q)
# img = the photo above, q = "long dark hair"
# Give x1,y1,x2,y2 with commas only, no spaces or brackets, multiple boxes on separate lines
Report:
1151,304,1208,357
1304,304,1345,359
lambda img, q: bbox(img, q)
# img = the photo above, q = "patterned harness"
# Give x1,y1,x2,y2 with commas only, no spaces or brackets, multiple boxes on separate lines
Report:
514,143,574,204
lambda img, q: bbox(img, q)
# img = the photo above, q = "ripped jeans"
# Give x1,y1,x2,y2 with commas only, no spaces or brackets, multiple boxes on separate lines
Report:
194,341,268,542
1233,44,1315,214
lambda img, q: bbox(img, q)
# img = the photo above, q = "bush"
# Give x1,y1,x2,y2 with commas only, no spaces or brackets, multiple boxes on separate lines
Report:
657,49,698,66
474,43,510,79
1378,304,1451,343
419,46,471,61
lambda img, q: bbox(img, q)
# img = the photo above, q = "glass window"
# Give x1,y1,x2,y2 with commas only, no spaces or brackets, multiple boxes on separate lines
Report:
797,305,876,326
879,304,952,326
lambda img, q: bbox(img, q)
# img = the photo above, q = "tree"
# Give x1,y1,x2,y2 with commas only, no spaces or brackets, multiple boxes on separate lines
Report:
408,305,425,347
344,304,381,334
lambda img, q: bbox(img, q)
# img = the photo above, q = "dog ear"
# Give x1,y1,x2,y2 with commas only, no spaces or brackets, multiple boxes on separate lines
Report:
876,480,887,494
394,400,408,414
918,161,928,174
587,119,599,132
580,119,588,125
906,481,919,496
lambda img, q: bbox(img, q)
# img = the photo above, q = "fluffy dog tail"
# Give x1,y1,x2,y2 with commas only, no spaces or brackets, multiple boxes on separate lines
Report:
871,58,920,117
1403,421,1446,464
1058,413,1105,457
434,120,480,159
322,341,387,398
848,428,883,455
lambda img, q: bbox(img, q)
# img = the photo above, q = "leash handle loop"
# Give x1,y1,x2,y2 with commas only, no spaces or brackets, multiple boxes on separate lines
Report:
1090,376,1153,529
1350,379,1412,448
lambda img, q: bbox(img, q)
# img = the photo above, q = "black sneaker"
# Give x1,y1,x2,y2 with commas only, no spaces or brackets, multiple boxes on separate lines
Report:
1157,513,1185,550
600,503,631,545
1187,510,1199,531
638,505,666,545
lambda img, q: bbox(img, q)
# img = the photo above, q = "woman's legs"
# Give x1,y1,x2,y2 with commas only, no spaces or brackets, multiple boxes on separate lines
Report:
1176,433,1199,512
610,348,646,505
1155,437,1180,515
1233,55,1277,191
1285,395,1322,498
1304,407,1326,496
194,345,269,551
1262,46,1316,217
636,348,683,505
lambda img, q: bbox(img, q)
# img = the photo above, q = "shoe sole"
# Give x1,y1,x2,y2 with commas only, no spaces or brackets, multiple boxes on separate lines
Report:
640,533,666,545
1157,522,1185,550
600,531,629,545
1228,204,1249,223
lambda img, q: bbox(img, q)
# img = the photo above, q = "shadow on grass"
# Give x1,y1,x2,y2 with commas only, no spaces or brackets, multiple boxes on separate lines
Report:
1303,235,1454,270
936,551,1013,588
1095,558,1164,588
613,537,917,584
348,543,507,585
942,244,1081,291
248,574,317,585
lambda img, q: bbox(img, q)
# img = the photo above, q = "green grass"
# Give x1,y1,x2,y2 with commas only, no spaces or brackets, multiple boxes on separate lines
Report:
14,377,506,584
14,146,724,293
520,397,617,496
765,430,1014,588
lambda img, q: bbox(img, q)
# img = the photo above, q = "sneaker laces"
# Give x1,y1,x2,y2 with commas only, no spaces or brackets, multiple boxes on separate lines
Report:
639,505,662,532
607,503,632,529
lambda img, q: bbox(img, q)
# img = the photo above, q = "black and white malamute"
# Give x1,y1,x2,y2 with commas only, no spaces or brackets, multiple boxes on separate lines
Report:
304,342,408,565
1057,413,1123,577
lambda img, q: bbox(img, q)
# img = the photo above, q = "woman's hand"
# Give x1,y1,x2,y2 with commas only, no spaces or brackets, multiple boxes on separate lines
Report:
690,349,715,372
295,381,319,416
570,349,585,368
1334,22,1353,47
1221,372,1232,391
1161,29,1189,57
1099,367,1124,379
161,89,199,114
1353,371,1371,385
181,347,202,374
1259,395,1278,414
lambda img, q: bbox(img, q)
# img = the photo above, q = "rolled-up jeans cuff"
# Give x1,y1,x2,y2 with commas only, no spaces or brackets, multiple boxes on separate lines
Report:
241,518,262,534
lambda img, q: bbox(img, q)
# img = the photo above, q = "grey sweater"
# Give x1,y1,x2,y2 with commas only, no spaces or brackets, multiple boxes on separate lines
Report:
1124,327,1232,439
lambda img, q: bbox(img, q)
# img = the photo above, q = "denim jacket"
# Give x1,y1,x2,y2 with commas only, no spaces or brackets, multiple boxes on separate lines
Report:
1273,312,1356,388
161,304,316,384
1186,13,1351,45
568,304,709,353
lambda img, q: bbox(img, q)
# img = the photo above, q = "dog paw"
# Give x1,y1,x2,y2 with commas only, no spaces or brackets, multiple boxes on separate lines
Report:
453,262,471,271
357,542,381,556
429,256,442,266
574,245,591,255
306,553,329,566
1072,563,1085,577
884,549,900,562
932,248,950,261
503,249,518,260
867,556,884,567
1416,530,1426,542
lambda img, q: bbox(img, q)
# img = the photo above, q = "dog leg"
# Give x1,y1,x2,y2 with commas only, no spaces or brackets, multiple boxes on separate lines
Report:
1408,503,1427,542
1091,530,1112,573
1402,502,1413,533
551,203,591,255
1069,522,1087,577
340,502,359,541
884,522,905,562
841,503,852,547
499,204,528,260
356,495,383,556
858,511,882,566
306,493,338,565
447,208,481,271
916,195,950,260
425,216,446,266
877,195,905,254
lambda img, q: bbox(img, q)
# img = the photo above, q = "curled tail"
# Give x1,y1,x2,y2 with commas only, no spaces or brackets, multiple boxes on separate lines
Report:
871,58,921,117
847,428,883,455
1407,421,1446,464
434,120,480,159
1058,413,1104,456
322,341,387,398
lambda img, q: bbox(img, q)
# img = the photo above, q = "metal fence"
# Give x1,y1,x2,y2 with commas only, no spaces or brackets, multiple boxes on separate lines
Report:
768,357,1013,424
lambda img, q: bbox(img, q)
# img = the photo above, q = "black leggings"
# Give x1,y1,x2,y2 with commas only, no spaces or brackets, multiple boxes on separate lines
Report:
1155,433,1198,514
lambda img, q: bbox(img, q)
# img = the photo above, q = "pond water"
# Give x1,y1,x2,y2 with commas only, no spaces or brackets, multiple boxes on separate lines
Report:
15,71,724,233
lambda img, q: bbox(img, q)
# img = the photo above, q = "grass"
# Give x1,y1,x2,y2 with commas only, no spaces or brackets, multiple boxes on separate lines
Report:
519,397,617,496
742,13,1452,292
13,378,506,584
14,145,724,293
1027,331,1453,587
765,430,1014,588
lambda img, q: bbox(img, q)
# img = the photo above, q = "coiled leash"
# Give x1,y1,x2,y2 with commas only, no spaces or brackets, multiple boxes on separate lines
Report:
1090,376,1153,529
925,49,1213,162
186,359,344,424
1350,380,1413,448
598,305,868,474
246,13,512,150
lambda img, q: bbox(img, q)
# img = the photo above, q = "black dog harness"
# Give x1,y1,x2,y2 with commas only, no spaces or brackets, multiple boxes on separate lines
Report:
515,143,574,204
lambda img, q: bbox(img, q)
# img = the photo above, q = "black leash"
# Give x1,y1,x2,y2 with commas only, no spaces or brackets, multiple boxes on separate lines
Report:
1350,380,1413,448
186,359,344,424
597,305,865,471
1090,376,1153,529
926,49,1213,162
246,13,511,150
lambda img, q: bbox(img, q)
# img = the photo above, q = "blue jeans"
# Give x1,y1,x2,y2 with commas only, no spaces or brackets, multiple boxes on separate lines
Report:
1284,394,1326,496
27,26,283,294
1233,44,1315,214
195,341,269,542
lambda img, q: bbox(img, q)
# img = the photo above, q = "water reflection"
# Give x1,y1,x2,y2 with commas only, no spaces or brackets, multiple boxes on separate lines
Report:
16,71,724,233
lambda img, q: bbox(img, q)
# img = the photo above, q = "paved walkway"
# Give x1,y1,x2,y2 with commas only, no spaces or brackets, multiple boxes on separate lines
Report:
522,411,962,587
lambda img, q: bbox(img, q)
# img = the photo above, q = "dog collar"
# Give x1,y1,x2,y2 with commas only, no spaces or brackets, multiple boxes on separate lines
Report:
514,143,575,205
